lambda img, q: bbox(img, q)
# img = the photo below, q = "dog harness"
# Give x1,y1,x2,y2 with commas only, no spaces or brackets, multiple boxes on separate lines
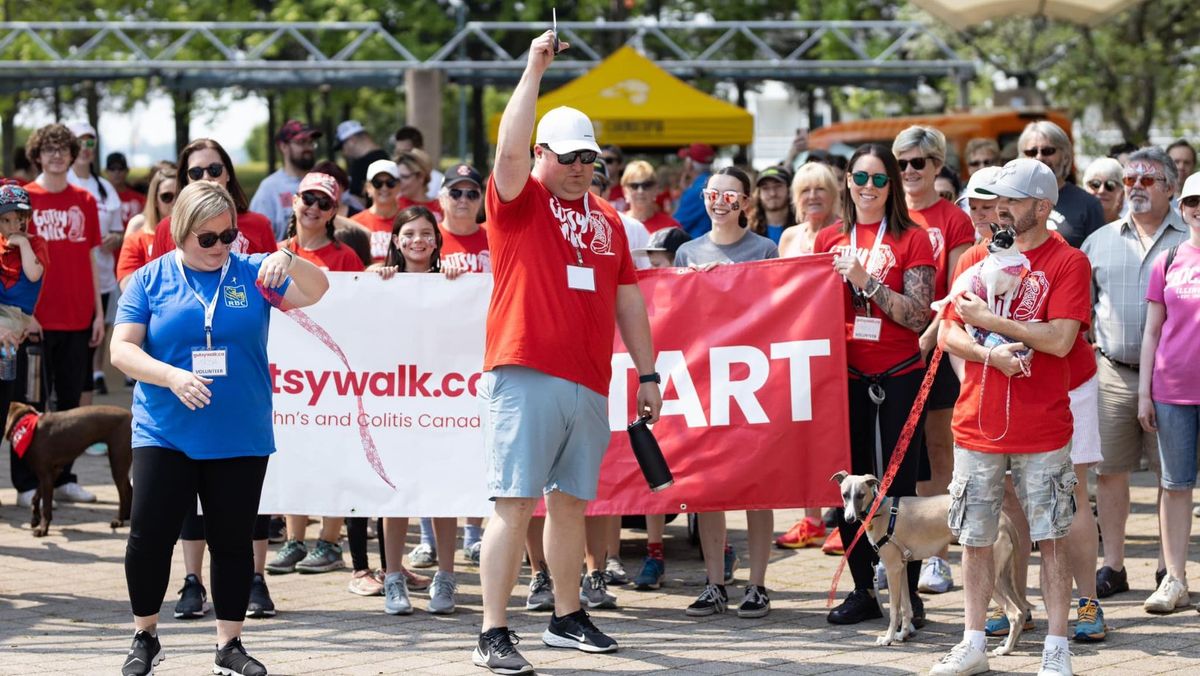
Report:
871,496,914,562
11,411,37,459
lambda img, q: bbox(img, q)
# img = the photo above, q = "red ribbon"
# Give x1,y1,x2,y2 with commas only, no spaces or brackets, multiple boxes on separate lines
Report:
827,345,943,607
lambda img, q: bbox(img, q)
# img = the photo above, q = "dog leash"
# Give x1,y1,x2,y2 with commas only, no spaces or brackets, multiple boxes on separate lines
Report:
976,344,1030,442
827,345,942,608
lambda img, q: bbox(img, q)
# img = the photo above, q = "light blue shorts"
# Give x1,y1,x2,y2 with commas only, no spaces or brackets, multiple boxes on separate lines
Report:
479,366,611,501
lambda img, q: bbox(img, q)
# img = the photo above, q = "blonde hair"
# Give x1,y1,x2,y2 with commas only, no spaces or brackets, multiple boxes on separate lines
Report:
171,181,236,247
792,162,840,219
893,125,947,165
621,160,657,186
395,149,433,188
1082,157,1123,185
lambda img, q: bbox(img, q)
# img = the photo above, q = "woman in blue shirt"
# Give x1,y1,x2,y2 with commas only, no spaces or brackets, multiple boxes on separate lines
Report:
111,181,328,676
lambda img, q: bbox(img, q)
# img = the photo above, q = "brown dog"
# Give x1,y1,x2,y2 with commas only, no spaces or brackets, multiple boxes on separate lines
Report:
6,402,133,537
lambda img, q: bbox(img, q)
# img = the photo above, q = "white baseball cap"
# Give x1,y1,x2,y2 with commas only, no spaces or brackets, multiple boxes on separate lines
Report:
980,158,1059,206
1180,172,1200,201
335,120,366,149
963,166,1001,201
68,121,97,138
535,107,600,155
366,159,400,181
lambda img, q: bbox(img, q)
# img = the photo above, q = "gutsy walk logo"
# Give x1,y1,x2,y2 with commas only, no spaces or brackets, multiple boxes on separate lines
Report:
270,363,481,406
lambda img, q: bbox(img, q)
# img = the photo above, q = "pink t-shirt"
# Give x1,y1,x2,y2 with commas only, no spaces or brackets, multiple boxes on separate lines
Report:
1146,241,1200,405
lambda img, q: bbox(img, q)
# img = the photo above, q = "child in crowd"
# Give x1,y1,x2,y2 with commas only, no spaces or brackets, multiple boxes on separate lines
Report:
0,183,48,337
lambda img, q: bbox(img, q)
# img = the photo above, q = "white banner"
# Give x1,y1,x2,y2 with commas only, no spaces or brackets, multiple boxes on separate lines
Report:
259,272,495,517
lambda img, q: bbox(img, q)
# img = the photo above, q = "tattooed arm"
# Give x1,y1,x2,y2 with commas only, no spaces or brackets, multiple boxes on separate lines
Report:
866,265,935,333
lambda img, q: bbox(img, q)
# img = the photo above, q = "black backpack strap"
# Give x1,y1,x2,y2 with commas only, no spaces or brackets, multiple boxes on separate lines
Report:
1164,244,1179,274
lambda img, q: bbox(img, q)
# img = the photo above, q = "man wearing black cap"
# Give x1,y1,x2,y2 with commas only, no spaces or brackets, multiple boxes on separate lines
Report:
749,165,795,243
438,163,491,274
105,152,145,227
636,227,691,269
249,119,321,239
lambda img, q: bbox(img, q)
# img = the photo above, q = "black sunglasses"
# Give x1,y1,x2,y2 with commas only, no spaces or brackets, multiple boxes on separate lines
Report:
194,227,238,248
1086,179,1120,193
626,180,656,192
602,156,620,165
851,171,889,188
371,176,398,190
448,188,481,201
897,156,931,171
968,158,995,168
1023,146,1058,158
540,145,598,165
158,191,175,204
187,163,225,181
1181,196,1200,209
300,191,335,211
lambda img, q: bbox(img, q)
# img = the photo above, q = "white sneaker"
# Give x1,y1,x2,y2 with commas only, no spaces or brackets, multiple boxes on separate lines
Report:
1037,645,1073,675
408,542,436,568
874,561,888,589
53,482,96,503
1144,575,1190,613
918,555,954,594
929,639,989,676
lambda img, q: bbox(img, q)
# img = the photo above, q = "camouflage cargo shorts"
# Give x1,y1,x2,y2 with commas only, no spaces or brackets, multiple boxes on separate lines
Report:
947,444,1077,547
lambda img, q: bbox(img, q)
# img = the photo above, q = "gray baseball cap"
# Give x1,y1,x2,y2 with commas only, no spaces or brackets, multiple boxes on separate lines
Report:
979,158,1059,206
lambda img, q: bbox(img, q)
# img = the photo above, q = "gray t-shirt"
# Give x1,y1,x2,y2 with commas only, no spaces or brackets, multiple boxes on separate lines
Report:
248,169,302,240
674,230,779,267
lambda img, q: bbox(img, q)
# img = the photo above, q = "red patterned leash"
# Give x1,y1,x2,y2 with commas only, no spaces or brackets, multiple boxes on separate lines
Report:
826,345,943,607
258,282,396,490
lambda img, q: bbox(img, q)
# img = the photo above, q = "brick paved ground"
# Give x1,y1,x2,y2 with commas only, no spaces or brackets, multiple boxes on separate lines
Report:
1,386,1197,674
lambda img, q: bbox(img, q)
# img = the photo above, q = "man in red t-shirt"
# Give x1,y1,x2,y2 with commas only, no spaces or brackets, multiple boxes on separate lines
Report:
932,159,1090,676
12,124,106,506
437,163,490,275
472,32,661,675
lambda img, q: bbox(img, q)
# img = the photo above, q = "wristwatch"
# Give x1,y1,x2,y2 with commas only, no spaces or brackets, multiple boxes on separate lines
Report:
638,372,661,384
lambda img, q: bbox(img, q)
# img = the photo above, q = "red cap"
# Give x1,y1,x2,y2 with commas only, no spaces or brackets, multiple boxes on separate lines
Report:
677,143,715,164
276,119,321,143
298,172,341,203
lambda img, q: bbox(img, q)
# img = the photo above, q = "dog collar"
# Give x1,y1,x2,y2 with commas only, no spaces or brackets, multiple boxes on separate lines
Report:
11,411,38,459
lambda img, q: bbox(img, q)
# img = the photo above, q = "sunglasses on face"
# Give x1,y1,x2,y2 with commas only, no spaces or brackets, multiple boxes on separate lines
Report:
1086,179,1120,193
448,188,481,201
968,158,995,168
626,180,656,192
1123,174,1164,189
187,163,225,181
702,189,744,205
1181,196,1200,209
300,191,335,211
542,145,599,165
80,138,97,149
157,191,175,204
1022,146,1058,158
851,171,890,188
897,156,931,172
371,176,398,190
602,156,619,165
193,227,238,248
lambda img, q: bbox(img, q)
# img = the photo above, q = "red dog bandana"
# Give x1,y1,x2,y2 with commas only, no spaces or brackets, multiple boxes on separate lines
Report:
11,412,37,459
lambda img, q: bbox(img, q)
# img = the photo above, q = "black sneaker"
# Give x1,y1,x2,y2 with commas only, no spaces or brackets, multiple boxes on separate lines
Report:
121,630,163,676
94,374,108,395
246,573,276,618
737,584,770,618
214,636,267,676
267,516,285,544
827,588,883,624
1156,568,1167,589
542,609,618,653
1095,566,1129,599
173,574,207,619
910,592,927,629
686,583,728,617
473,627,533,675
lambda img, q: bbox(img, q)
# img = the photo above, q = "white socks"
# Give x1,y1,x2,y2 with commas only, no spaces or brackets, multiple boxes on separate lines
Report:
964,629,986,653
1044,634,1069,653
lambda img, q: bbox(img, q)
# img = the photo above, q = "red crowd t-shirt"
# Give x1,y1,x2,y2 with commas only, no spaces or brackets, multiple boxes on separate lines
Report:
484,176,637,395
282,238,365,272
946,235,1092,454
350,209,396,263
813,221,936,377
25,182,102,331
440,223,490,273
150,210,278,260
1065,332,1097,390
116,228,156,283
909,198,976,300
116,188,147,227
397,196,443,223
641,211,683,234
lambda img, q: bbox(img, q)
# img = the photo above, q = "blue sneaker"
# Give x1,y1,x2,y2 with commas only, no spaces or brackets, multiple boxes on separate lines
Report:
634,556,665,590
985,607,1033,637
1073,597,1106,642
723,545,739,585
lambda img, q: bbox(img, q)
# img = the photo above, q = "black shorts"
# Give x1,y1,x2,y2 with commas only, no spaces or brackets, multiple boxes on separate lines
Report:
924,351,960,411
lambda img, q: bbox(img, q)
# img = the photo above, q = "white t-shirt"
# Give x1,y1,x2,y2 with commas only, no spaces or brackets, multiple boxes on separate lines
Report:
67,168,123,295
620,213,651,270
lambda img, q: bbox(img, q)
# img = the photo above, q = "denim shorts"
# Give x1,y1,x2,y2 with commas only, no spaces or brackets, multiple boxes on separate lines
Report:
948,444,1077,546
1155,402,1200,490
479,366,611,501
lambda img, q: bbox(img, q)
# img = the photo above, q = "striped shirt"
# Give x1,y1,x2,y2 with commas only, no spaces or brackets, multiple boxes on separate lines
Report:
1081,211,1189,364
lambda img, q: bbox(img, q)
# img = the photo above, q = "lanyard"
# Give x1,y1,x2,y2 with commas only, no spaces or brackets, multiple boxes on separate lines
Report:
552,192,591,266
174,250,231,350
849,217,888,275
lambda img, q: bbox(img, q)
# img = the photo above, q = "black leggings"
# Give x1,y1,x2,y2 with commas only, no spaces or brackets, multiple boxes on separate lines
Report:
8,333,87,492
180,509,270,541
125,447,268,621
347,517,387,572
836,370,927,592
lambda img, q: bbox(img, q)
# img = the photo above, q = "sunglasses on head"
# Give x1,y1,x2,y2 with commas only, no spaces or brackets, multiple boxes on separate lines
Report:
540,145,598,166
300,191,335,211
897,156,930,172
1122,174,1164,189
1181,196,1200,209
448,188,481,201
187,163,225,181
626,180,656,192
1022,146,1058,158
702,189,744,205
371,176,398,190
851,171,889,188
158,191,175,204
1086,179,1119,193
193,227,238,248
968,158,995,168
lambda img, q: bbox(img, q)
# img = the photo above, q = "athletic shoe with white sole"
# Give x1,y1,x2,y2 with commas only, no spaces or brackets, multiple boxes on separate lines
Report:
929,639,989,675
580,570,618,609
686,583,728,617
409,542,437,568
383,571,413,615
542,609,618,653
53,481,96,503
603,556,630,586
633,556,665,590
264,539,307,574
295,539,345,574
738,584,770,618
174,574,208,619
1037,645,1073,675
213,636,267,676
121,630,163,676
918,555,954,594
526,564,554,611
245,573,276,618
473,627,533,675
428,571,457,615
1144,575,1190,614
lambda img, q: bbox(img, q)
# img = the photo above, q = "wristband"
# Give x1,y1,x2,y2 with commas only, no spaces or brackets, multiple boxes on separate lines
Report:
638,372,661,384
863,278,882,298
279,247,296,269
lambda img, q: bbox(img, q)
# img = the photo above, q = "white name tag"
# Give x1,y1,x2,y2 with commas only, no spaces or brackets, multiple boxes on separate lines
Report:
852,317,883,342
567,265,596,292
192,348,228,377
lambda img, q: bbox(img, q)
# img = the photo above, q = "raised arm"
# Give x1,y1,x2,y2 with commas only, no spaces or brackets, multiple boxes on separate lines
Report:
493,31,562,203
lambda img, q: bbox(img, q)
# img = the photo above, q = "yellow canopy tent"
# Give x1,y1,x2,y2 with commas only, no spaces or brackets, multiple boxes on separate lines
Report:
488,46,753,148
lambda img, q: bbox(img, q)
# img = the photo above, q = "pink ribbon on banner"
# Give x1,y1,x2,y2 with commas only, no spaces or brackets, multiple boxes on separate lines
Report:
258,281,396,489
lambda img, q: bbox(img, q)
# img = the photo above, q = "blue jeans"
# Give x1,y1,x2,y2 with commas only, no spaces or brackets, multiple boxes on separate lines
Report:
1155,402,1200,490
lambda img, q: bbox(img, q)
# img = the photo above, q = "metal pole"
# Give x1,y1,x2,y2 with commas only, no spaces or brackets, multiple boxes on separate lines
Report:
455,2,467,161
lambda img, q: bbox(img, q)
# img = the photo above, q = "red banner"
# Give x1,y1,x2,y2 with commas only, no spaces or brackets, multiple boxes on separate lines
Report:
587,254,850,515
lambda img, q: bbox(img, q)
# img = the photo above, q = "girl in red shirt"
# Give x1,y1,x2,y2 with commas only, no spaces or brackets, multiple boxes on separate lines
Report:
394,150,443,223
350,159,402,263
814,143,936,626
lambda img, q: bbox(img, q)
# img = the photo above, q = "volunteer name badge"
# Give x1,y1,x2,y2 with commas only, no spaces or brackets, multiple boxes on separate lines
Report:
852,316,882,342
567,265,596,292
192,348,228,377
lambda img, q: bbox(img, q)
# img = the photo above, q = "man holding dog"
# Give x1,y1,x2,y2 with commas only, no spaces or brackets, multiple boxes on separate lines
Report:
933,159,1091,676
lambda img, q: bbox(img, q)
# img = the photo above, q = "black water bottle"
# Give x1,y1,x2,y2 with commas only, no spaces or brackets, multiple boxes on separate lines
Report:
627,416,674,492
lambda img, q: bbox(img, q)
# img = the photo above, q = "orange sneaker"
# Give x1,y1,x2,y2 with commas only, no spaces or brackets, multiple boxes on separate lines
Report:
820,528,845,556
775,517,827,549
